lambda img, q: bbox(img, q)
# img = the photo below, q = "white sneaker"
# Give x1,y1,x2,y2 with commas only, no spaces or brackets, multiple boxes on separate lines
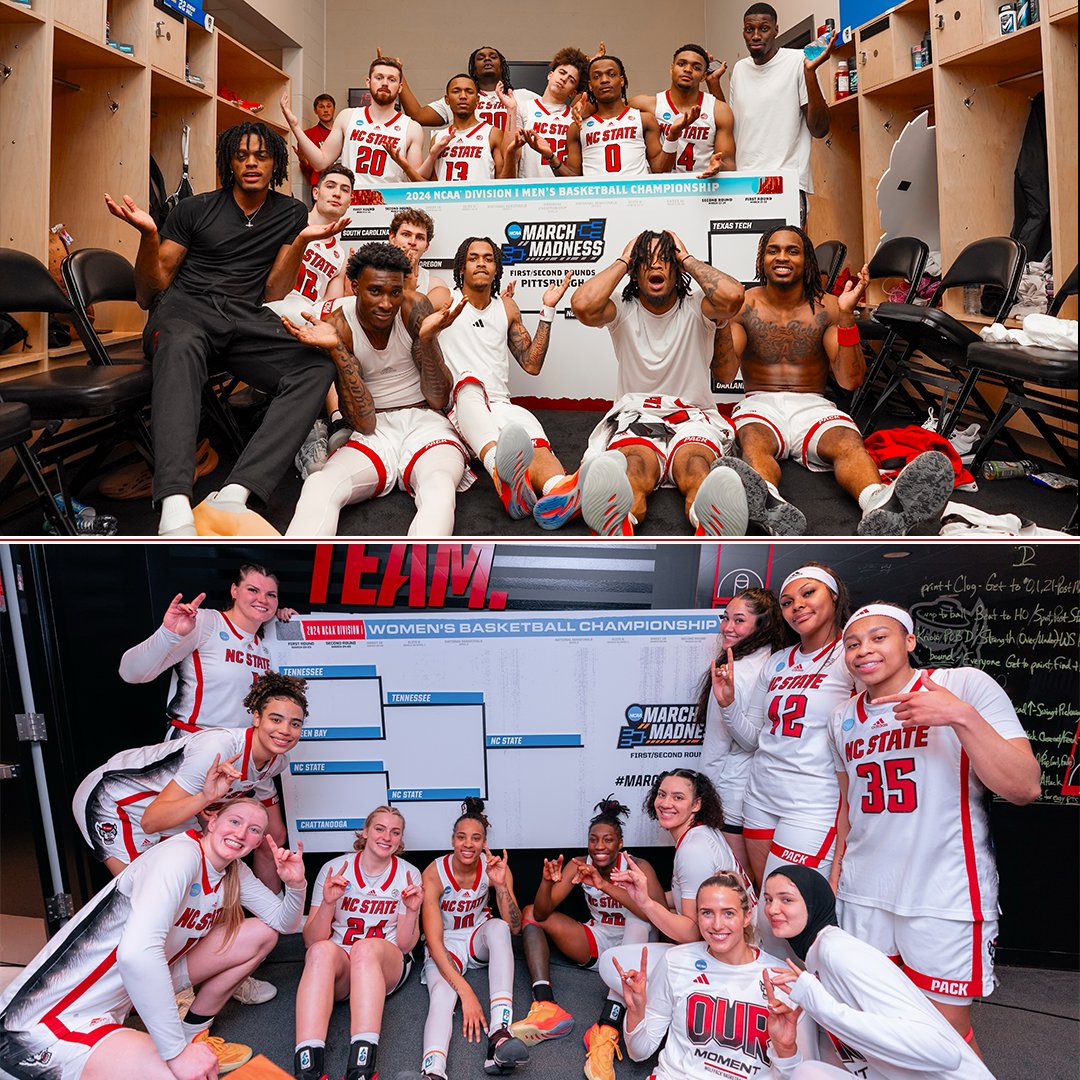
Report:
948,423,982,463
857,451,954,535
230,975,277,1005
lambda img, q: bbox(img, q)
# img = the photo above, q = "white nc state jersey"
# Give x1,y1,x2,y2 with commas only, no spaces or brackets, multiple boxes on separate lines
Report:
0,832,303,1066
343,107,412,191
582,851,650,931
517,96,574,177
437,122,495,183
292,235,345,305
671,825,755,912
118,608,272,733
313,851,421,948
581,107,650,176
433,854,493,935
624,942,804,1079
744,639,855,820
831,668,1027,921
654,91,718,172
440,292,512,403
334,298,422,410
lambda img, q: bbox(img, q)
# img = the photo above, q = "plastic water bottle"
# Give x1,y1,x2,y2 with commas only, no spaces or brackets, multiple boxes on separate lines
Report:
804,19,836,60
48,494,119,535
979,459,1033,480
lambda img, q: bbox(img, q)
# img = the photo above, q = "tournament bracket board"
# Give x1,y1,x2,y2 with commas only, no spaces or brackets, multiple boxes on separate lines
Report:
267,610,722,851
340,172,799,402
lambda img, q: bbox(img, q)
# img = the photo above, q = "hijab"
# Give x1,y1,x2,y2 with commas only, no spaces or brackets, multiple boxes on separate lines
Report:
767,864,839,961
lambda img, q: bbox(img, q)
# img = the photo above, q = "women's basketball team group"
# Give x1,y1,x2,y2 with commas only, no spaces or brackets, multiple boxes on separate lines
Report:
0,561,1041,1080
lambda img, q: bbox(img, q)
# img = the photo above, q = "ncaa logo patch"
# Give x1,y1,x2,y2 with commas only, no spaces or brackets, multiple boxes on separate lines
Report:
695,958,708,970
219,631,230,641
443,885,452,896
843,717,855,731
190,884,201,897
775,660,785,671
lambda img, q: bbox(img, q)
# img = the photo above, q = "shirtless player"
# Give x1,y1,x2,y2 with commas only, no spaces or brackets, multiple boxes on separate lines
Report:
713,225,954,535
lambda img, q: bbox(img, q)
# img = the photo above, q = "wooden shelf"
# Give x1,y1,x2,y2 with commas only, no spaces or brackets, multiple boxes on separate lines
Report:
54,23,143,71
863,62,935,96
0,0,43,25
151,64,211,100
47,331,141,359
828,92,861,112
940,20,1042,68
0,348,46,372
216,96,287,134
1050,6,1078,23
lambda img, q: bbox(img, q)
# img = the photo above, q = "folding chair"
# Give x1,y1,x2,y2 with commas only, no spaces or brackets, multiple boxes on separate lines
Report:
814,240,848,293
0,402,75,534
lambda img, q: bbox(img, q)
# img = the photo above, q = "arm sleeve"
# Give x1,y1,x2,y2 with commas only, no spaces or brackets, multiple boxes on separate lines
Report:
786,968,963,1070
623,960,675,1061
116,851,202,1062
118,610,213,683
237,861,306,934
426,98,453,124
726,654,773,751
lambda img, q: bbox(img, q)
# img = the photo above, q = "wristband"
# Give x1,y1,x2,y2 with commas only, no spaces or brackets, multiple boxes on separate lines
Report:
540,305,555,323
616,257,630,271
661,137,680,154
836,323,861,346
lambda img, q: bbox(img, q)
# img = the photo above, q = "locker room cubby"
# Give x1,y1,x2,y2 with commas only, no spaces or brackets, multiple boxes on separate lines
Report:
0,0,292,372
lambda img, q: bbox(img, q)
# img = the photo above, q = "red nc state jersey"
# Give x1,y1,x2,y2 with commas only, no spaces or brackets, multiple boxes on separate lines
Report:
313,852,421,948
830,667,1028,920
343,107,412,191
581,107,650,176
433,854,493,934
292,235,345,305
436,122,495,183
744,639,855,820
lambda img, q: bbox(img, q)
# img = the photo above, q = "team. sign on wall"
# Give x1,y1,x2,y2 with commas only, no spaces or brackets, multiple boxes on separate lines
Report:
268,610,719,851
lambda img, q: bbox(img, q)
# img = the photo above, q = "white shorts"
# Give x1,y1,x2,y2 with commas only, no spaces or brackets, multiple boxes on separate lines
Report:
420,920,492,983
447,381,550,455
585,393,735,489
72,769,174,865
578,916,654,968
0,1018,131,1080
337,408,473,496
333,942,415,995
837,900,998,1004
731,392,860,472
264,294,317,327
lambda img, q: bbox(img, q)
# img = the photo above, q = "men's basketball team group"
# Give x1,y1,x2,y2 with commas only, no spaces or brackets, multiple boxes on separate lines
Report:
100,8,958,538
0,562,1041,1079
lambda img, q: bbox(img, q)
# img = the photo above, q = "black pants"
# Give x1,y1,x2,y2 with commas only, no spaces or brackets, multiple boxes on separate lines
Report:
144,292,335,505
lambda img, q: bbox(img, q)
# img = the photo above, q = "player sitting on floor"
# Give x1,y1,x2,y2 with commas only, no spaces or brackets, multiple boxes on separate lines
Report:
416,798,529,1079
294,806,423,1080
511,796,665,1076
712,225,954,536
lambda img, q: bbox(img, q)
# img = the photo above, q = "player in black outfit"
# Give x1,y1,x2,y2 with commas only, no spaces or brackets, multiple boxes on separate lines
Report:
105,121,347,535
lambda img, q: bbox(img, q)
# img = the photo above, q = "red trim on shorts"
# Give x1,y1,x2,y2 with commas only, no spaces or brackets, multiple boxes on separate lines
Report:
664,436,724,482
345,439,391,496
607,435,666,465
170,718,201,733
115,791,157,861
401,439,469,495
800,414,854,467
41,948,124,1045
449,952,464,974
959,752,984,923
742,827,775,841
887,954,903,966
733,411,785,456
580,921,599,961
767,799,840,869
451,375,490,409
902,962,980,999
189,650,204,727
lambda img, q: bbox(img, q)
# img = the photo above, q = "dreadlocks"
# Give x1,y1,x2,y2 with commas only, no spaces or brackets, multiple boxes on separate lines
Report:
453,236,503,297
587,54,629,105
468,45,512,90
216,122,289,190
621,231,691,306
755,224,826,310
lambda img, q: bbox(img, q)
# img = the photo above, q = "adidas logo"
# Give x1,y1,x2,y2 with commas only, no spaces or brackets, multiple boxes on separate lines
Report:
693,973,710,984
473,318,485,328
872,718,888,728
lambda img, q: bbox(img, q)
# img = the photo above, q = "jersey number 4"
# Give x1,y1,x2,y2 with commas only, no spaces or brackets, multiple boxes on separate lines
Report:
342,918,388,945
768,695,806,738
855,758,918,814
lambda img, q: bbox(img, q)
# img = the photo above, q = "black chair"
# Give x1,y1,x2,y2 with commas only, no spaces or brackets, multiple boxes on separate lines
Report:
849,236,931,419
0,401,76,534
0,248,153,529
864,236,1026,440
963,264,1078,474
62,247,245,455
814,240,847,293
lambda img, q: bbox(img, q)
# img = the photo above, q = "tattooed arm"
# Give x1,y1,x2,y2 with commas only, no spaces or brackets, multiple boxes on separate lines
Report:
405,292,453,409
505,298,551,376
280,308,375,434
668,230,744,321
711,306,747,384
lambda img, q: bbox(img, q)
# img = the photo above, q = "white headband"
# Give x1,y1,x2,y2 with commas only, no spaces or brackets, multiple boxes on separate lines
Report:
843,604,915,637
781,567,838,595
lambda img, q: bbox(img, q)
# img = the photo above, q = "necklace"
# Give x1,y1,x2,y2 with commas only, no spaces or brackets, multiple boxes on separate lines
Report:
239,200,266,228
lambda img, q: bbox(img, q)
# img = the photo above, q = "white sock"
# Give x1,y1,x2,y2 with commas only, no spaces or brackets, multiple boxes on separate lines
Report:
858,482,887,511
295,1039,325,1051
181,1015,213,1040
482,447,496,477
688,504,699,528
352,1032,380,1045
330,409,343,423
542,474,567,495
158,494,193,533
629,512,639,526
216,483,250,506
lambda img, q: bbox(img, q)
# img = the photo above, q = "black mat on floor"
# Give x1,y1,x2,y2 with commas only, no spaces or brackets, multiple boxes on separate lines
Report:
6,408,1075,536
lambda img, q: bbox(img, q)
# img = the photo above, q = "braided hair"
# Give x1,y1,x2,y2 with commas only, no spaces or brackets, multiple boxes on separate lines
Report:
643,768,725,830
453,236,503,297
216,122,289,190
468,45,513,90
586,54,629,106
455,796,491,836
755,224,826,311
621,231,691,306
243,670,309,717
589,794,631,841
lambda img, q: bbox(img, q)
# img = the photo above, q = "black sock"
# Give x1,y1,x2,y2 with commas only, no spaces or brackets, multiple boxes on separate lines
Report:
532,981,555,1003
599,999,623,1029
346,1039,377,1079
294,1044,324,1078
183,1009,216,1029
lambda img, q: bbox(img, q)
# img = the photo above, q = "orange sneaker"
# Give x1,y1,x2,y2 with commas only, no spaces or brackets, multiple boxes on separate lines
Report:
510,999,574,1044
192,1029,253,1074
583,1022,622,1080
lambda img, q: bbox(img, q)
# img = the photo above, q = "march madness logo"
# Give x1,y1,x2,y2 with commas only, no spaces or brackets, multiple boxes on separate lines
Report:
501,218,606,266
617,703,704,748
